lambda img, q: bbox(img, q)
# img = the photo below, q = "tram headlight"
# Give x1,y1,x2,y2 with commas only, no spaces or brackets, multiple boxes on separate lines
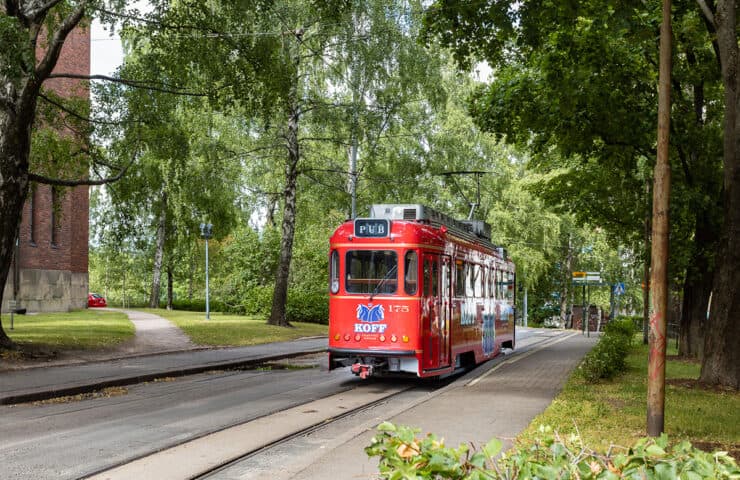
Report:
354,334,361,341
334,334,341,341
391,334,397,342
379,335,386,342
344,334,351,341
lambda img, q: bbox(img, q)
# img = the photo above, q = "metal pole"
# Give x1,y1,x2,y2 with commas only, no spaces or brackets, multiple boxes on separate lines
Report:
647,0,672,437
523,286,528,327
582,284,586,335
349,140,358,219
205,237,210,320
586,285,590,338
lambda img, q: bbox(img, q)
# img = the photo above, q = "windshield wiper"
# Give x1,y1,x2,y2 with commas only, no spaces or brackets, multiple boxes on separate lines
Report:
369,265,398,302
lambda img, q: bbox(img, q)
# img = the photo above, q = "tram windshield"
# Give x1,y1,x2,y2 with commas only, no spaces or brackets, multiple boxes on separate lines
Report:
345,250,398,294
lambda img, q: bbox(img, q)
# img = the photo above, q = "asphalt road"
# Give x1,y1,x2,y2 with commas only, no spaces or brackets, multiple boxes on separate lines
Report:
1,364,360,479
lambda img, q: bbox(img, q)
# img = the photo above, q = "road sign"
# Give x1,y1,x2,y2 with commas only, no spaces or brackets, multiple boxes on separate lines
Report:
586,272,601,282
572,271,601,284
614,282,626,295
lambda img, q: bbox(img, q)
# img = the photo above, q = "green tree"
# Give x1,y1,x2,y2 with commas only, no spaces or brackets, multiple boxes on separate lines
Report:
424,0,736,388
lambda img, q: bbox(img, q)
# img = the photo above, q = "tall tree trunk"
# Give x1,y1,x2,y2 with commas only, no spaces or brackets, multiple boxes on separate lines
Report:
647,0,672,435
0,112,34,349
149,192,167,308
268,113,299,327
268,29,303,328
166,262,174,310
699,0,740,389
678,212,716,358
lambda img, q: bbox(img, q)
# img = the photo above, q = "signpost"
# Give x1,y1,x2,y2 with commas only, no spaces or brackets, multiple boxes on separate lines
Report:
8,300,16,330
200,223,213,320
572,271,603,337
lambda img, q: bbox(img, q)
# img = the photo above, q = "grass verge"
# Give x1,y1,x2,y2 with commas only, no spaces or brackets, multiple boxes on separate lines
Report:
517,340,740,453
4,309,134,350
144,309,327,346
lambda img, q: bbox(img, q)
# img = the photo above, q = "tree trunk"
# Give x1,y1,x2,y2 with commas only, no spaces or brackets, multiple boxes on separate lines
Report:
268,30,304,328
166,262,174,310
0,100,37,349
268,114,299,328
699,0,740,389
647,0,672,435
678,212,716,358
149,192,167,308
188,243,195,301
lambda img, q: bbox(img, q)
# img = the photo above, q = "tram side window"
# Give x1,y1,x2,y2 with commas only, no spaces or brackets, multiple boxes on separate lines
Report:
345,250,398,294
465,263,475,297
474,265,483,297
404,251,418,295
455,261,465,297
423,259,431,296
432,261,439,296
488,268,495,299
497,269,504,299
330,250,339,294
505,271,515,302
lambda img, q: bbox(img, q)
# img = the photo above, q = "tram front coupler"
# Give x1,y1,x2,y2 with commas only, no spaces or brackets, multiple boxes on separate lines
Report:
351,363,375,379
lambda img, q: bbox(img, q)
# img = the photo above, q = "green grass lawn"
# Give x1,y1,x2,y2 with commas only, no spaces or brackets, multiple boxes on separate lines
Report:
4,309,134,350
144,309,327,346
518,339,740,452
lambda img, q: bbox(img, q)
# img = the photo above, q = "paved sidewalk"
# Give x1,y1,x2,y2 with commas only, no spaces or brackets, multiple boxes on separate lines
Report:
112,309,198,355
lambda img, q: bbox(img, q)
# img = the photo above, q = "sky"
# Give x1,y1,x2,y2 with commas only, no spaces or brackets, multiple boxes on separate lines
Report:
90,19,125,76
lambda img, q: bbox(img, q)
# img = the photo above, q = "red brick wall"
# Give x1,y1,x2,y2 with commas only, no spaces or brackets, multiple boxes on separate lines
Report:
19,24,90,274
17,184,88,273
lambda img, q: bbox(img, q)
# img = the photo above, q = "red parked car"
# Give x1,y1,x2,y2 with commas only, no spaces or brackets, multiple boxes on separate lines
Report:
88,293,107,308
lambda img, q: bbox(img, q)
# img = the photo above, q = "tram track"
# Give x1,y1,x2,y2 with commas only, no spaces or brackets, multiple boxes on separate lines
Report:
85,381,416,480
193,385,419,480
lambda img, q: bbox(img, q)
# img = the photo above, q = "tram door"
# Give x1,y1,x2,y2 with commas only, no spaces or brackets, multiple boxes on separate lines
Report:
422,254,451,370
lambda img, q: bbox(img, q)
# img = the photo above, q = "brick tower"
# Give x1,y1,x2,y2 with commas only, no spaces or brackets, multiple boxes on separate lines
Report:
1,25,90,313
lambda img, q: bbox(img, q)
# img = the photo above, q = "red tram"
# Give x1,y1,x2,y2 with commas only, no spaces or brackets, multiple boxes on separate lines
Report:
328,204,516,378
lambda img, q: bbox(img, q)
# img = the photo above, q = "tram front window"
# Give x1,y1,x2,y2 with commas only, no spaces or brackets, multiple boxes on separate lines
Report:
345,250,398,294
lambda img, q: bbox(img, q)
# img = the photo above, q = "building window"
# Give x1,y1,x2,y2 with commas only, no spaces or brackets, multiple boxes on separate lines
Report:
29,188,37,245
51,186,61,247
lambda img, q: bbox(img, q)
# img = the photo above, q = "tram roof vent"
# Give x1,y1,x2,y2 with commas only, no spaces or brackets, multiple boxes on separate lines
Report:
370,204,448,223
369,204,493,242
461,220,491,240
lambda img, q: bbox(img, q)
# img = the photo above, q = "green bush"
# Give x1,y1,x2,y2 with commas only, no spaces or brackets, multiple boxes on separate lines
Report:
286,288,329,324
366,423,739,479
579,317,636,382
167,298,227,313
603,318,637,338
615,315,644,333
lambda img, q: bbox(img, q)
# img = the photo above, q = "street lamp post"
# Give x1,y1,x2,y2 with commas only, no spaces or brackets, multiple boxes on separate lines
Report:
200,223,213,320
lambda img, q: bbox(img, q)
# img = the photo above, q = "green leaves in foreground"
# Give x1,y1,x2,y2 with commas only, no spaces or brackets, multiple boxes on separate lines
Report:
366,424,739,480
